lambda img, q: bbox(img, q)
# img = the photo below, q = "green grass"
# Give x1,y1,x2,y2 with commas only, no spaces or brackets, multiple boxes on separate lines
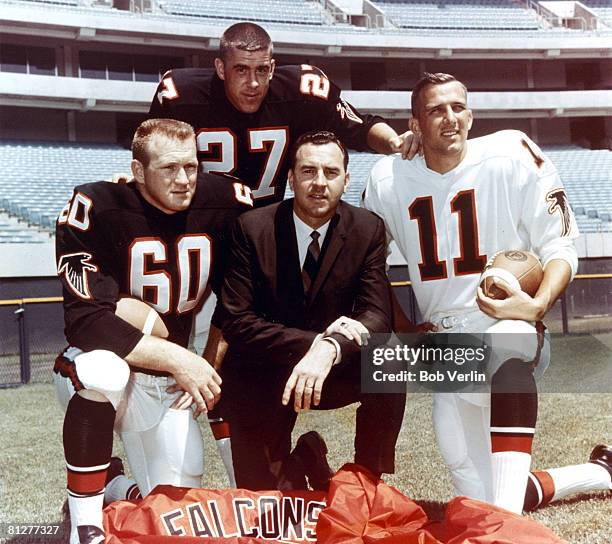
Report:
1,333,610,543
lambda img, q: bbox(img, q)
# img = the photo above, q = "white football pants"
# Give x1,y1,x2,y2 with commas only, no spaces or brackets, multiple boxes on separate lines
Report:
429,309,549,501
54,348,204,497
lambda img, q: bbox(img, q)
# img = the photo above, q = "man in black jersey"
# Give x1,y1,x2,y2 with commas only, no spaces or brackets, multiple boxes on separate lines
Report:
54,118,252,544
150,22,418,206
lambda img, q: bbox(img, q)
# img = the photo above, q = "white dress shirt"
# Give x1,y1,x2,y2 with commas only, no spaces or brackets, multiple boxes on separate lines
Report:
292,211,341,364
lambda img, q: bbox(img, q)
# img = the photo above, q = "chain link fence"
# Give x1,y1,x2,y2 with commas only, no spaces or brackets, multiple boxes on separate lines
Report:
0,300,65,387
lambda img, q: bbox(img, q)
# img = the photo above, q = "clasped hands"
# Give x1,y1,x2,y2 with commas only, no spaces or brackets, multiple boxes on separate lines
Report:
281,316,369,413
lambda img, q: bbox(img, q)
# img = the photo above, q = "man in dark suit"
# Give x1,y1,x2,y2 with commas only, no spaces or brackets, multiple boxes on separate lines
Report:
221,130,405,491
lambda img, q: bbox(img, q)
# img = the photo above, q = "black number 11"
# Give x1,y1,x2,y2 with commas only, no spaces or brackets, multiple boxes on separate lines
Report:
408,189,487,282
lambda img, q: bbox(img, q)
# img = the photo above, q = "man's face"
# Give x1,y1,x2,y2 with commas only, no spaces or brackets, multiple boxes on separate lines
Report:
215,47,275,114
132,134,198,214
410,81,473,170
289,142,349,228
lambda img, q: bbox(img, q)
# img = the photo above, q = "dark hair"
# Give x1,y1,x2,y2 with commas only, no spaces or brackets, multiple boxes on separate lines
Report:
132,118,195,167
219,22,273,61
411,72,467,117
289,131,349,171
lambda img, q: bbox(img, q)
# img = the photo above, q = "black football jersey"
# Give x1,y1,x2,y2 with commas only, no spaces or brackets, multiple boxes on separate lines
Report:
56,174,252,358
149,65,383,206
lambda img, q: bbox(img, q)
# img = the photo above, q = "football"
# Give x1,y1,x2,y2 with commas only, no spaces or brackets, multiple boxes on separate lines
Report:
480,250,543,300
115,297,169,338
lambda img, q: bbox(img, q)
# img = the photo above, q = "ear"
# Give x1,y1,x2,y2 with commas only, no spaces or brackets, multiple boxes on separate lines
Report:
131,159,145,185
409,117,420,136
269,58,276,80
466,109,473,131
214,57,225,80
343,172,350,194
287,169,294,192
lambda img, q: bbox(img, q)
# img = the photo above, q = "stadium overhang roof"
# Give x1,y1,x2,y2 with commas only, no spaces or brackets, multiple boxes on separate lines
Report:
1,3,611,60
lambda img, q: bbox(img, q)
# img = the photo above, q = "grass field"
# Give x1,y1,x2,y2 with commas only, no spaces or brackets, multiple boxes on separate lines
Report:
1,333,610,543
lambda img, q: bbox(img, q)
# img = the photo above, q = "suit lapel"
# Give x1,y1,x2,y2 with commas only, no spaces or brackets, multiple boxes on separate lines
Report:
306,208,346,307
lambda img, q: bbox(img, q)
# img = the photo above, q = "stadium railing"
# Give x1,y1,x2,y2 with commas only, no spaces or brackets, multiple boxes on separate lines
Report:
2,274,611,388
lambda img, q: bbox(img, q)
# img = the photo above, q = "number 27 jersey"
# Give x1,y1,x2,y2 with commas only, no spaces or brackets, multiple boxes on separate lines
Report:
363,130,578,321
150,65,381,205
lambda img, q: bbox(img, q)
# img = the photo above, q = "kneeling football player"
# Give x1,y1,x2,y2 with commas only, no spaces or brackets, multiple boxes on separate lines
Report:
363,72,611,513
54,118,252,544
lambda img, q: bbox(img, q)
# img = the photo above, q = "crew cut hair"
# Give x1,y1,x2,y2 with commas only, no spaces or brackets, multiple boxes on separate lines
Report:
411,72,467,117
132,118,195,167
219,22,273,60
289,131,349,171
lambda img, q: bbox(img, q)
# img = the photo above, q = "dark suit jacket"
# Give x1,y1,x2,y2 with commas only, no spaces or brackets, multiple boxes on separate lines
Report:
221,198,391,371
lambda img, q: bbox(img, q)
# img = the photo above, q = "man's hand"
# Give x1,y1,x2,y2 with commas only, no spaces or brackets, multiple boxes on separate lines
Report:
324,316,369,346
167,354,222,418
111,172,132,184
282,340,335,412
169,389,194,411
476,280,546,322
174,355,221,418
389,130,422,160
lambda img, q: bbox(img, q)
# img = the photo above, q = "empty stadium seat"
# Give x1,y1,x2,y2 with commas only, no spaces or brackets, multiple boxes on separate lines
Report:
582,1,612,27
374,0,542,30
162,0,326,26
0,140,610,234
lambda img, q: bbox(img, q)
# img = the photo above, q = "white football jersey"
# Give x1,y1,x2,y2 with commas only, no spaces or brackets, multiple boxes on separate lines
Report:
363,130,578,321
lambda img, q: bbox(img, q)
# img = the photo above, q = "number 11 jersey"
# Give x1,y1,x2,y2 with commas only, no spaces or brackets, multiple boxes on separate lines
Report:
363,130,578,321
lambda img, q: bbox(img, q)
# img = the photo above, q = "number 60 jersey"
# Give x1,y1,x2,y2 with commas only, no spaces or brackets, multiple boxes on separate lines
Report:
150,65,381,206
363,130,579,321
56,174,252,359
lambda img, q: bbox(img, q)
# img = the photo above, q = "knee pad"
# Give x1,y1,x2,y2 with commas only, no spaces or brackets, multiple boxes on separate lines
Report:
55,348,130,410
56,349,130,410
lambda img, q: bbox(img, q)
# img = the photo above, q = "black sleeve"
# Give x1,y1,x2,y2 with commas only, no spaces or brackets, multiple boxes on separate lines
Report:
56,189,143,357
301,65,385,152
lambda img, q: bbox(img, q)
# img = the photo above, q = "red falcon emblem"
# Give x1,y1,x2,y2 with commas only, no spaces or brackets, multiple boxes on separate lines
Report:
57,252,99,299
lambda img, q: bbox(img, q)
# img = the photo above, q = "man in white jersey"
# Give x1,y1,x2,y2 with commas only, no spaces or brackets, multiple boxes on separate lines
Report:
363,72,585,514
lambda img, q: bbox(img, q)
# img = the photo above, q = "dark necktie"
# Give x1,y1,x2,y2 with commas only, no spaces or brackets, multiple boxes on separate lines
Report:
302,230,321,294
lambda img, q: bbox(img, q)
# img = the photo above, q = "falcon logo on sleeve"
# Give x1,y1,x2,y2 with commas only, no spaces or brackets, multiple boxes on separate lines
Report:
157,76,179,104
336,99,363,124
57,252,99,299
546,189,572,237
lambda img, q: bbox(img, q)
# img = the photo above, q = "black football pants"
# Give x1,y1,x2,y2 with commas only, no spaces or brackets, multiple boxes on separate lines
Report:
223,356,406,491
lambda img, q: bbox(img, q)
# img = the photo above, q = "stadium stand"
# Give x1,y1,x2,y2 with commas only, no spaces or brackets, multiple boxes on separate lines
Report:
162,0,326,25
374,0,542,30
1,141,610,236
3,0,609,35
0,141,132,236
582,1,612,27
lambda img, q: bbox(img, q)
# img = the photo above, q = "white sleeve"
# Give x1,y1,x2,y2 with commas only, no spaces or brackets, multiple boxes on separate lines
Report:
519,167,579,279
362,174,395,270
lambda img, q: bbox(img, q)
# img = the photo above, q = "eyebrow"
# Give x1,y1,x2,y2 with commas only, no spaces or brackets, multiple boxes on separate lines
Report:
425,101,466,112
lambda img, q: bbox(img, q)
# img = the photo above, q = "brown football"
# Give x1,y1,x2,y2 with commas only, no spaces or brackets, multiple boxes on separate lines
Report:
480,250,543,300
115,297,169,338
